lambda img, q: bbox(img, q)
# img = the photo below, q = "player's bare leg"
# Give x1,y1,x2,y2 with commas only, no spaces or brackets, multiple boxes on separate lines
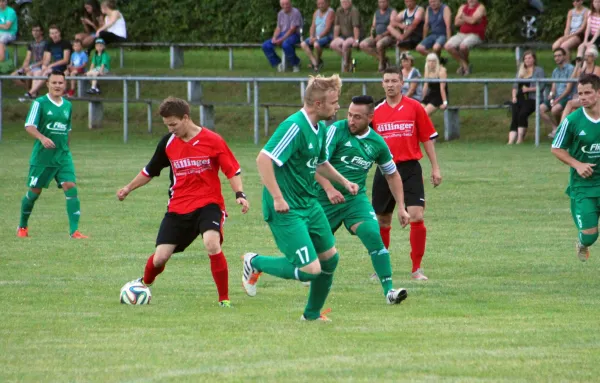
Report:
17,187,42,237
62,182,87,238
203,230,231,307
407,206,428,280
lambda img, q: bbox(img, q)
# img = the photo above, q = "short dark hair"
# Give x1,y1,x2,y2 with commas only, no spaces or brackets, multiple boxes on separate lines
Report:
73,39,83,45
48,24,60,32
553,47,567,56
351,95,375,113
47,70,65,79
578,73,600,90
31,23,43,31
159,97,190,119
382,66,403,79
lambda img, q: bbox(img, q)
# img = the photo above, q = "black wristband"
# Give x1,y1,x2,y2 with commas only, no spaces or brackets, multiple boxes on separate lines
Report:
236,191,247,200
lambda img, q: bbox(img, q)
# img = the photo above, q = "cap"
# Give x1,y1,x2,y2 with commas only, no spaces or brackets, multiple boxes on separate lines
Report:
94,38,105,45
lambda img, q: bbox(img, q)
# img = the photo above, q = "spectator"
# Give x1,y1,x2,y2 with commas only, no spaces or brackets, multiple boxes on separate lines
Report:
561,46,600,123
508,50,544,145
95,0,127,44
330,0,361,72
421,53,448,116
24,25,71,99
12,24,45,90
0,0,17,62
359,0,395,72
300,0,334,72
387,0,425,52
86,38,110,95
416,0,452,58
399,52,422,102
552,0,588,59
444,0,487,76
540,48,574,138
262,0,303,72
75,0,104,48
65,39,88,97
577,0,600,59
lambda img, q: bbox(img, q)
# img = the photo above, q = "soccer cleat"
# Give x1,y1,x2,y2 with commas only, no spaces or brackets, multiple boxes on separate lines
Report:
242,252,261,297
70,230,89,239
219,300,232,308
576,241,590,262
411,268,428,281
133,276,152,287
16,227,28,238
386,288,408,305
301,308,332,322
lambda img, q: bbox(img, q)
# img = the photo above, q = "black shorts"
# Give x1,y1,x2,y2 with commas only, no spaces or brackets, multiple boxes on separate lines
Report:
372,160,425,214
156,204,225,253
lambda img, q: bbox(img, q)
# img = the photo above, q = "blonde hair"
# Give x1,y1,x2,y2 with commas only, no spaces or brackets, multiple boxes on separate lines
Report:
304,74,342,105
518,50,537,78
424,53,441,79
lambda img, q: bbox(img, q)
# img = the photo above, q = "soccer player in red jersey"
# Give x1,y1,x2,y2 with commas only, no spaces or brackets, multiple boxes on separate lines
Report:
116,97,250,307
372,67,442,281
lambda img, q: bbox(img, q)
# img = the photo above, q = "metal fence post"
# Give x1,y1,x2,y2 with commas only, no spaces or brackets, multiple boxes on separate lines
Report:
484,83,489,109
135,80,140,100
254,80,260,145
246,82,251,104
362,83,367,96
229,48,234,70
300,81,305,102
123,79,129,143
535,80,540,147
119,46,124,68
0,79,3,142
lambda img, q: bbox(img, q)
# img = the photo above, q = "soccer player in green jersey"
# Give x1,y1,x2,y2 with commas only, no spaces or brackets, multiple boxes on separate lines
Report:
242,75,359,321
17,70,87,239
315,95,410,304
552,73,600,262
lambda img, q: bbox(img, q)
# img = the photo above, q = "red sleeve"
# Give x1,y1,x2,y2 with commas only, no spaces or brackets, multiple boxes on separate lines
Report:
218,139,241,179
416,104,438,142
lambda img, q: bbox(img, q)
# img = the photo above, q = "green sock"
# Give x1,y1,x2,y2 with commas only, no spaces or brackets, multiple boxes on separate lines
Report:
252,255,318,281
64,187,81,235
19,190,40,228
356,221,393,295
304,253,339,320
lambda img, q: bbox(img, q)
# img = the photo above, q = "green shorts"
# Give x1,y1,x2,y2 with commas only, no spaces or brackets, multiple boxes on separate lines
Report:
320,193,376,235
570,196,600,230
26,162,76,189
542,98,569,110
263,199,335,267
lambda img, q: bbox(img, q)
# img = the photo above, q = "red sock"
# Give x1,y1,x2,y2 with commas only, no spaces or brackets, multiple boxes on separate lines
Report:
210,251,229,302
143,254,165,285
410,221,427,272
380,226,391,249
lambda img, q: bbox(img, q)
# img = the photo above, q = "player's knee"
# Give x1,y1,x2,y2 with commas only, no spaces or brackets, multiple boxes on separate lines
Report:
408,208,424,222
579,230,599,247
356,220,385,253
62,182,76,191
301,260,322,275
30,187,42,195
320,251,339,274
377,214,393,227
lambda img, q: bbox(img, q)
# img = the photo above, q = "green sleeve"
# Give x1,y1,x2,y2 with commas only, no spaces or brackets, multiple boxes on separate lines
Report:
262,121,301,166
552,117,573,150
24,100,41,128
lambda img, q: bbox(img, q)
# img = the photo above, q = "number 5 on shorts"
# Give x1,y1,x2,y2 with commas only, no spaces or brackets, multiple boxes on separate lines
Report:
296,246,310,264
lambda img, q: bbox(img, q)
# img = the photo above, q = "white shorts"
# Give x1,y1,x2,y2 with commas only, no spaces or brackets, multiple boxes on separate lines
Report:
0,33,16,44
446,33,482,49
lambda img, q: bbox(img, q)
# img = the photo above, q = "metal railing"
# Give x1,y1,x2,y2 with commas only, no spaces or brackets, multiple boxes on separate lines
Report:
0,75,577,145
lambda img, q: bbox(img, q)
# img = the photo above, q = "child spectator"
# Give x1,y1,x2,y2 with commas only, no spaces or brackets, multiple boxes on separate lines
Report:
86,38,110,95
65,39,88,97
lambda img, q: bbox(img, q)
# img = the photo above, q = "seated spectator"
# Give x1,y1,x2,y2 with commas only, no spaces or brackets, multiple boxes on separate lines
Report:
262,0,303,72
12,24,45,90
421,53,448,116
387,0,424,52
561,46,600,122
444,0,487,76
75,0,104,48
300,0,334,72
399,52,422,101
577,0,600,59
24,25,71,99
540,48,574,138
65,39,88,97
330,0,361,72
508,50,544,145
416,0,452,58
0,0,17,62
86,38,110,95
360,0,395,72
552,0,588,60
95,0,127,44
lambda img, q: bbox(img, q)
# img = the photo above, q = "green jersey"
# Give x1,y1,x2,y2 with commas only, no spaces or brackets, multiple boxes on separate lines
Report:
318,120,395,203
553,108,600,197
25,94,73,167
261,109,328,209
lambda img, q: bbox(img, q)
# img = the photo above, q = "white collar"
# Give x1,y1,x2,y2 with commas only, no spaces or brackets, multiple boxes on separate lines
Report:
301,108,319,134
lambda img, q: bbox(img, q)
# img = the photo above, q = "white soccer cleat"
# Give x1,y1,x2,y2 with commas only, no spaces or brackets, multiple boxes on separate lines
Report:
576,241,590,262
242,252,261,297
386,288,408,305
411,268,428,281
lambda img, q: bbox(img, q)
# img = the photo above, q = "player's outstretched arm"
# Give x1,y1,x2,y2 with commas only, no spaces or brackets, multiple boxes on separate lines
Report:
385,171,410,227
227,175,249,214
116,173,153,201
315,173,345,204
423,140,442,187
257,152,289,213
316,162,359,195
552,147,596,178
25,125,55,149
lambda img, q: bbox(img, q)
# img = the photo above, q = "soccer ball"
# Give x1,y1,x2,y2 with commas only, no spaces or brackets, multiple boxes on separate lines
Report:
120,280,152,305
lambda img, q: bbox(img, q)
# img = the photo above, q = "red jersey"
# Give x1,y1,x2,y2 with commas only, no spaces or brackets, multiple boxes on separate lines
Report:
373,96,438,163
459,3,487,40
141,128,241,214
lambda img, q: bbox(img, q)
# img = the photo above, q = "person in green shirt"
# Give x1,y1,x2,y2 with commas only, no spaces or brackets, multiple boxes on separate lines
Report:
86,38,110,94
17,70,88,239
552,73,600,262
0,0,17,63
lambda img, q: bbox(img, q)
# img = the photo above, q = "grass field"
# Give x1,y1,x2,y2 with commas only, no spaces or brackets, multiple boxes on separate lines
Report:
1,49,600,382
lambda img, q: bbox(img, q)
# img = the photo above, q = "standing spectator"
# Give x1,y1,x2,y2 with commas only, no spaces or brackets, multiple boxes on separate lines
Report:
552,0,588,59
65,40,88,97
560,46,600,123
86,38,110,95
75,0,104,49
24,25,71,99
421,53,448,116
0,0,17,62
300,0,334,72
94,0,127,44
359,0,395,72
540,48,574,138
330,0,361,72
444,0,487,76
387,0,425,52
12,24,45,90
262,0,303,72
508,51,544,145
400,52,423,102
416,0,452,58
